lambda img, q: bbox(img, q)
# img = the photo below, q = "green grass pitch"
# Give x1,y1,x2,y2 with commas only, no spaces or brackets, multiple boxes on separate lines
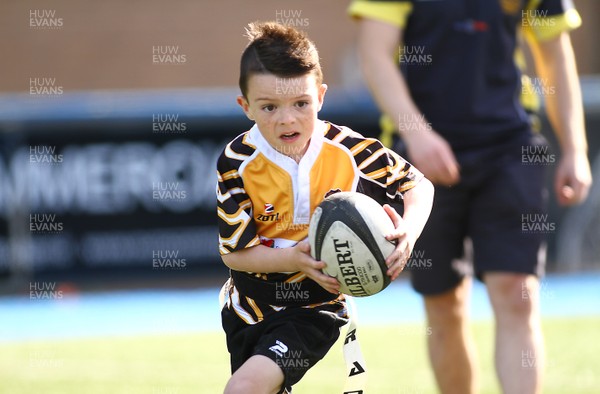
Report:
1,317,598,393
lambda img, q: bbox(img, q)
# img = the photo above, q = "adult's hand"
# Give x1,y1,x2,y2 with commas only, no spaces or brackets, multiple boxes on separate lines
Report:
404,130,461,186
554,151,592,206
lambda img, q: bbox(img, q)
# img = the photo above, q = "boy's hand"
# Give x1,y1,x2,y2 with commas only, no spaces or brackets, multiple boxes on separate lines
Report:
292,241,341,294
383,204,414,281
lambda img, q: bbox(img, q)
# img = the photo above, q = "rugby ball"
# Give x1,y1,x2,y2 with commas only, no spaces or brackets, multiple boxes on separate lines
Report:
308,192,396,297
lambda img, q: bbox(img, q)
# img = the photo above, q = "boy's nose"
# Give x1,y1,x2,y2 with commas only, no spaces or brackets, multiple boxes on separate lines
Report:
278,108,295,125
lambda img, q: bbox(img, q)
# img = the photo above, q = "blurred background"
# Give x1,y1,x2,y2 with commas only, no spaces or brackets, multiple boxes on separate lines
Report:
0,1,599,392
1,0,598,292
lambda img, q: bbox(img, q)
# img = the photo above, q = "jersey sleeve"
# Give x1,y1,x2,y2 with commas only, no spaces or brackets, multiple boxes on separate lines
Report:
348,0,413,29
353,135,424,203
216,139,260,256
522,0,581,42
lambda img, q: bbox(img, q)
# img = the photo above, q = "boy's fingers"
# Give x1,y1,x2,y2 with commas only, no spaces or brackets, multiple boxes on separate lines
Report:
383,204,406,240
386,238,408,265
309,267,340,294
298,241,311,253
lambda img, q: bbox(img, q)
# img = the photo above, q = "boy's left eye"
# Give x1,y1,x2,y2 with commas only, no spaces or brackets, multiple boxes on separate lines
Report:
296,101,309,108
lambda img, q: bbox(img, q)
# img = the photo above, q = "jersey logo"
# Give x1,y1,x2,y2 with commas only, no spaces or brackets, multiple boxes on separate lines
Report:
268,340,288,357
453,19,489,33
257,203,279,221
260,238,275,248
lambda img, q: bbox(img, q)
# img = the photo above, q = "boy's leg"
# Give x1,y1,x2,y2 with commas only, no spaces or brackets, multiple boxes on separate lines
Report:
224,354,284,394
223,301,346,394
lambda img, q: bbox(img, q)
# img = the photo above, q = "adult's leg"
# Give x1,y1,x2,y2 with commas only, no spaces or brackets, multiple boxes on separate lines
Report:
485,273,544,394
409,176,475,394
424,276,479,394
468,133,548,393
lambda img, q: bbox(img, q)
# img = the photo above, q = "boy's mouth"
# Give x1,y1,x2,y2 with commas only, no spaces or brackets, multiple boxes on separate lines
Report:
280,131,300,140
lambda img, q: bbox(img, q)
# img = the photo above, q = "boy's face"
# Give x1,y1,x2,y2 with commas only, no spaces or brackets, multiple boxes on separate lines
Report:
237,73,327,162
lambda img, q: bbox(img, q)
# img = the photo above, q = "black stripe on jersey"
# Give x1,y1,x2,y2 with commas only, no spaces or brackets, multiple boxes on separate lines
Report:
228,132,256,158
217,133,259,254
325,123,422,204
324,122,343,140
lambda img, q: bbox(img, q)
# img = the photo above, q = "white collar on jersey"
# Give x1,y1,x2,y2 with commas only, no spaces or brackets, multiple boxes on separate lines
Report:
247,119,327,170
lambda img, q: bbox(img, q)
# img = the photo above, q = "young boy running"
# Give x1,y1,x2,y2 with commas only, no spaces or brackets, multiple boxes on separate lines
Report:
217,21,434,394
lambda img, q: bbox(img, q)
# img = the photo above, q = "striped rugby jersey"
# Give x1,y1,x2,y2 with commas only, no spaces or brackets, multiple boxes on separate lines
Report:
217,120,423,324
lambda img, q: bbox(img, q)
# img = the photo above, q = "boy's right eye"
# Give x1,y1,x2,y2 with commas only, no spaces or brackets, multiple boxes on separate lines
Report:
262,105,276,112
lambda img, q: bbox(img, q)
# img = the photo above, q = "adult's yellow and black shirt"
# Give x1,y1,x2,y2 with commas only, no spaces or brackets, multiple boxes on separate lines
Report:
349,0,582,150
216,120,423,323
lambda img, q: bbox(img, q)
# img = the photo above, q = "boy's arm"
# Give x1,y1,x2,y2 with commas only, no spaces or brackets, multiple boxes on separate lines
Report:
383,177,434,280
221,243,340,294
525,31,592,205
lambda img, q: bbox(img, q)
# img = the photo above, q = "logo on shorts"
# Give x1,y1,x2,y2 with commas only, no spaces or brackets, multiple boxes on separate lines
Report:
268,340,288,357
264,203,274,214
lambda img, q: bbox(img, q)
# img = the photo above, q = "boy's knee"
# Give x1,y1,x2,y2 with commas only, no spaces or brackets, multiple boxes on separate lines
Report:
224,375,263,394
225,355,284,394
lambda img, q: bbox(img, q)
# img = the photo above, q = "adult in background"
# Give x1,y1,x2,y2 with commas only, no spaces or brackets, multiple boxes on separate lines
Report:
349,1,592,393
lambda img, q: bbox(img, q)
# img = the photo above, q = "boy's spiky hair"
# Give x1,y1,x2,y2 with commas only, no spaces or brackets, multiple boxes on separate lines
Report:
239,21,323,97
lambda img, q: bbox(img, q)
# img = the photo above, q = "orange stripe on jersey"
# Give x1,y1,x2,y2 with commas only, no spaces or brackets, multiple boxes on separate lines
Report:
350,139,373,156
332,128,350,143
285,272,306,283
357,147,387,171
399,181,419,193
364,167,387,180
231,287,257,324
220,169,240,181
245,296,264,321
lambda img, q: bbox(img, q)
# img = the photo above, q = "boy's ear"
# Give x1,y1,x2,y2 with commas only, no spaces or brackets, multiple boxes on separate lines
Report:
237,95,254,121
316,83,328,112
